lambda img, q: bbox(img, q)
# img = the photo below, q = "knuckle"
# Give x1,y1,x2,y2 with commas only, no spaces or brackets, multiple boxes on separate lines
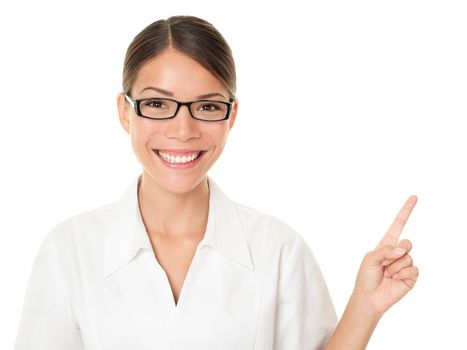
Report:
406,239,413,250
400,239,412,250
363,251,374,262
382,244,396,253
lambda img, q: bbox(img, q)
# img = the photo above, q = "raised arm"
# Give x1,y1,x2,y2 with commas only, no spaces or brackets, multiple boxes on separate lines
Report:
324,196,419,350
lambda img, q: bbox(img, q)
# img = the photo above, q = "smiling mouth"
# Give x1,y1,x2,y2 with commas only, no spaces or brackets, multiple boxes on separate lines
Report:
153,149,206,164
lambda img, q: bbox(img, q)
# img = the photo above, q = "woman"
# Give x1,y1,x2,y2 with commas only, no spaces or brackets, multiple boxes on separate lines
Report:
15,16,419,349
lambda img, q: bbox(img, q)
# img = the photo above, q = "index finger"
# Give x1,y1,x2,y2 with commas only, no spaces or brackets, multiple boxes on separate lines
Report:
377,195,418,248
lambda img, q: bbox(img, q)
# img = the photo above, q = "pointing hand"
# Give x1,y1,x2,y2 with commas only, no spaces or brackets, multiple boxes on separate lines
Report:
353,196,419,317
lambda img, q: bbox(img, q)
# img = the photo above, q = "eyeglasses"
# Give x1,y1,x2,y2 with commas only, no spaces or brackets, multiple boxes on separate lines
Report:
124,94,234,122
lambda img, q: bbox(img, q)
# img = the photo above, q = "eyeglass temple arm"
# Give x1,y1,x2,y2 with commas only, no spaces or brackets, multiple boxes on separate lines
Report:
124,93,135,105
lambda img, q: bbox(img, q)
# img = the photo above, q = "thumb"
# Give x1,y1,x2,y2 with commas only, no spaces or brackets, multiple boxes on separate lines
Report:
363,245,407,267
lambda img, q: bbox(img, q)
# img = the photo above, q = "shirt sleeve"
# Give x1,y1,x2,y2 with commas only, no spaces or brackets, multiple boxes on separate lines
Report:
274,233,338,350
14,233,84,350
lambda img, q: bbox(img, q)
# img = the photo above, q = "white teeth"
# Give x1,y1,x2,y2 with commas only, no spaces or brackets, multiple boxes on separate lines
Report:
157,150,201,164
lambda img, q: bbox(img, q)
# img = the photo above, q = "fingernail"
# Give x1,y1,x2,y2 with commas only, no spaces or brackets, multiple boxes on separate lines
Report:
393,248,406,256
381,259,390,266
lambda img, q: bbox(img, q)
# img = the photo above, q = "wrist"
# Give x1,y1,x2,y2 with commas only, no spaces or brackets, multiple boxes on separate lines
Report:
325,291,383,350
349,290,384,322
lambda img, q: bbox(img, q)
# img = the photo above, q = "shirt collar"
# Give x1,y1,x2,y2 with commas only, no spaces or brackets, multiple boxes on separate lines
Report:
103,174,254,278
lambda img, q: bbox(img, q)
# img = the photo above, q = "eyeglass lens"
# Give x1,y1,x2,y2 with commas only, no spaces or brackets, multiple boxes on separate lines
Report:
139,98,229,120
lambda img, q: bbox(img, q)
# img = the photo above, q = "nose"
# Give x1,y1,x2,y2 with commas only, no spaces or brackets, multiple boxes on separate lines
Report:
165,104,201,142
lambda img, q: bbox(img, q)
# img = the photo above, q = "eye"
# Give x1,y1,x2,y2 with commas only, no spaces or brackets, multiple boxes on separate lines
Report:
198,102,222,112
143,99,168,109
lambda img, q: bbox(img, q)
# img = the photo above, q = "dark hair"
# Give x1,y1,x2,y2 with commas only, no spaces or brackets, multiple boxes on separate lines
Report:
122,16,236,100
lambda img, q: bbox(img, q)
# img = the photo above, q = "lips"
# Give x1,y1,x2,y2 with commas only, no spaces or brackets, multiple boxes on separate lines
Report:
155,149,203,156
152,149,206,165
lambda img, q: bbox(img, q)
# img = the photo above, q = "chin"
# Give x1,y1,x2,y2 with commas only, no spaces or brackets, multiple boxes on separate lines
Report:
144,170,208,195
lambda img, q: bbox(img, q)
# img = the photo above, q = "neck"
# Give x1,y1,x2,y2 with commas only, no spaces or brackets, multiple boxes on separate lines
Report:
137,172,210,238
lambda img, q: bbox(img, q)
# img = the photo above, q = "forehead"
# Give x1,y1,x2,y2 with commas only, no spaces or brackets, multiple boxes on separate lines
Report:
132,48,227,99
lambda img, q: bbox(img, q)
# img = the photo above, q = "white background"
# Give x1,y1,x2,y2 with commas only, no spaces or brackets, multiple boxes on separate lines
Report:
1,0,466,348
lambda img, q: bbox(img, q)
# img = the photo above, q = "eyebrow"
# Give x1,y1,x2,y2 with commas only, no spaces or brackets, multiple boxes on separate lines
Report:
139,86,227,100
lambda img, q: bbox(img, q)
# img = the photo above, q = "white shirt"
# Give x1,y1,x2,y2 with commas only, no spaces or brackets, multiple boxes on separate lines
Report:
15,174,337,350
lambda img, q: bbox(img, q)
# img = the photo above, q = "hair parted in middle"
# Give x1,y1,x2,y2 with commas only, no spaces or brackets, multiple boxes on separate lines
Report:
122,16,236,100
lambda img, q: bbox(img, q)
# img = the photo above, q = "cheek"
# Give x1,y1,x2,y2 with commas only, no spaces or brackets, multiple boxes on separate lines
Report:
209,125,231,153
210,124,230,143
130,119,161,150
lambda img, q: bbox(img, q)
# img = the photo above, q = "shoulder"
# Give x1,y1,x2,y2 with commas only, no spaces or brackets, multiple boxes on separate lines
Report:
41,200,118,254
231,200,309,257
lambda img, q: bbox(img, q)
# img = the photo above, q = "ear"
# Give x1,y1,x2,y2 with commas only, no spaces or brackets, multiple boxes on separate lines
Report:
228,99,238,129
117,92,131,135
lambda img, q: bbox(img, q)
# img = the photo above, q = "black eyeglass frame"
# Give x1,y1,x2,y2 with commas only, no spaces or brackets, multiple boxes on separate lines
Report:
124,94,234,122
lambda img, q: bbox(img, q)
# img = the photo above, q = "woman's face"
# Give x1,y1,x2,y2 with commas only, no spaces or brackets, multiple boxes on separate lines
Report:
117,47,238,194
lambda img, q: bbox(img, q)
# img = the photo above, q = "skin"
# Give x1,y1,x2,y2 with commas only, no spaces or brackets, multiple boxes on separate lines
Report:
325,195,419,349
117,47,238,304
117,47,237,238
117,47,419,345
